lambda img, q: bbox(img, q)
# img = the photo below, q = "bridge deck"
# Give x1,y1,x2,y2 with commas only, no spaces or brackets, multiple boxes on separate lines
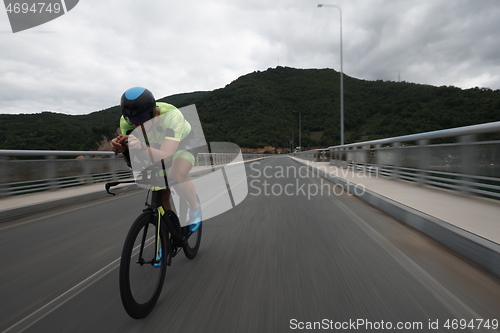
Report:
1,159,499,246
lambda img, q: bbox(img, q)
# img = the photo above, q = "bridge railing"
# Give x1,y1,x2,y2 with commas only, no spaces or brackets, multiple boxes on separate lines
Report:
294,121,500,200
0,150,268,197
196,153,268,166
0,150,131,197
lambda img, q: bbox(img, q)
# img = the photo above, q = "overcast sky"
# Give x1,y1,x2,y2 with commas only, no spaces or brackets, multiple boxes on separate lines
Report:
1,0,499,115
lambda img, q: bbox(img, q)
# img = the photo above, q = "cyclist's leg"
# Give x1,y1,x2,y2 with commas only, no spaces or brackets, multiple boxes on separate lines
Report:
161,188,172,211
168,151,198,210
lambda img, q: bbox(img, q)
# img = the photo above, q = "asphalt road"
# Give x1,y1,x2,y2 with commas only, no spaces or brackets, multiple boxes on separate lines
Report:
1,156,499,333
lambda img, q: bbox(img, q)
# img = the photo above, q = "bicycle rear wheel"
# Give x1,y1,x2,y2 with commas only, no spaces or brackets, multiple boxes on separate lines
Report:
177,196,202,259
119,211,167,319
183,221,202,259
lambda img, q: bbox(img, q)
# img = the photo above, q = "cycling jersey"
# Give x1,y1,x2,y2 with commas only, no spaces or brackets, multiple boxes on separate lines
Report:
119,102,192,145
119,102,198,166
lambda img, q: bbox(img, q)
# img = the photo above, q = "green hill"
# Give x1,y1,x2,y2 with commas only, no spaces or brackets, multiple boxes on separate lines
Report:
0,92,208,151
1,67,499,151
194,67,500,148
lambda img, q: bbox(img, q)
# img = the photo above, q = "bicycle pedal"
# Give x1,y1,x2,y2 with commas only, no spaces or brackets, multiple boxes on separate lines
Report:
171,234,185,248
173,238,185,248
170,246,181,258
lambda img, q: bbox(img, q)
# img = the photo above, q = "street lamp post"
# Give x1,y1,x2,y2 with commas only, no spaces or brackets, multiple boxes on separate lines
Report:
318,3,344,145
293,110,301,151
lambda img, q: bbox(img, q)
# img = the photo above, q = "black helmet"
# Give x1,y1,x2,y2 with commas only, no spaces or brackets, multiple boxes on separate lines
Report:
120,87,156,125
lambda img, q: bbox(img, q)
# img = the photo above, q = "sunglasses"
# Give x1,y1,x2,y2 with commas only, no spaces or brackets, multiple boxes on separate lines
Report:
126,112,151,126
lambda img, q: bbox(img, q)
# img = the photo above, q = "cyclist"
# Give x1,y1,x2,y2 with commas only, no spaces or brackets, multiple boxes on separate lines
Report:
111,87,201,232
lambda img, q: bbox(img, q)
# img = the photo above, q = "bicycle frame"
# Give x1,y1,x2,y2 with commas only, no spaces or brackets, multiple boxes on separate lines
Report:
112,160,202,318
140,189,164,266
106,165,186,265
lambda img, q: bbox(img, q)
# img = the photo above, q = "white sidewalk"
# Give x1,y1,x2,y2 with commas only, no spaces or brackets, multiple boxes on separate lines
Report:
290,158,500,246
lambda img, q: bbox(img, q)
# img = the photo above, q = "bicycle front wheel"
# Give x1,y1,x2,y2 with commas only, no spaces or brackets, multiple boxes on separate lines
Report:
119,211,168,319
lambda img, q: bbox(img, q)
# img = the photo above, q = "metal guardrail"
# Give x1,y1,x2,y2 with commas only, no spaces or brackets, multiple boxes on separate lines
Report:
0,150,117,157
0,150,132,197
0,150,268,197
196,153,268,166
294,121,500,200
1,170,133,197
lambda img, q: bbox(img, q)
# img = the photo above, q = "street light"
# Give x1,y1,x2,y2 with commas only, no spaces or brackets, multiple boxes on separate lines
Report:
318,3,344,145
293,110,301,151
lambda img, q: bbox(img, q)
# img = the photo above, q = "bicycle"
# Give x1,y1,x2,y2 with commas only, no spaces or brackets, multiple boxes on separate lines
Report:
105,162,202,319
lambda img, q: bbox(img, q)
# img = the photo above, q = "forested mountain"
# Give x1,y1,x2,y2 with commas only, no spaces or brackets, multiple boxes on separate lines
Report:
0,92,208,151
1,67,499,151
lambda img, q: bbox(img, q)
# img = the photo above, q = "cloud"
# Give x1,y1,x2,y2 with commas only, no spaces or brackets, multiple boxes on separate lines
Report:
340,0,500,87
0,0,499,115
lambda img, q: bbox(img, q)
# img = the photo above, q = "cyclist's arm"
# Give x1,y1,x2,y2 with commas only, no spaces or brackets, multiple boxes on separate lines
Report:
111,134,133,167
115,118,136,167
111,135,128,153
150,138,180,163
129,136,180,163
